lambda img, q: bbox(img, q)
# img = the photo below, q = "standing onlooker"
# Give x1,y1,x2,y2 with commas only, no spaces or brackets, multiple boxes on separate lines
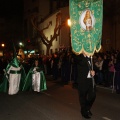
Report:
102,54,109,87
114,52,120,94
52,53,59,80
71,53,78,88
46,55,52,75
108,55,115,88
64,52,72,84
95,55,103,85
60,52,66,84
0,58,8,83
42,55,47,74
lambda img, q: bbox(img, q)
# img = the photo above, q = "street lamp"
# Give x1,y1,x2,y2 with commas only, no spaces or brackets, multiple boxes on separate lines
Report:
67,19,71,27
1,43,5,57
19,42,23,47
1,43,5,47
67,19,71,51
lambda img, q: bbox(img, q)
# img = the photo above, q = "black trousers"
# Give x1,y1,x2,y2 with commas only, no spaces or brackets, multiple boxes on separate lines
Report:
78,78,96,115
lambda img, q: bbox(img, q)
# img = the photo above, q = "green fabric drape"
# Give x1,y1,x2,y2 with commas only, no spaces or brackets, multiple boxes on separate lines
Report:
0,57,26,93
69,0,103,56
22,67,47,92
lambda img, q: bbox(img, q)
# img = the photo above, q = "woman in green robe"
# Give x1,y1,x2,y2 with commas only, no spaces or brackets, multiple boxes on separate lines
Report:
22,59,47,92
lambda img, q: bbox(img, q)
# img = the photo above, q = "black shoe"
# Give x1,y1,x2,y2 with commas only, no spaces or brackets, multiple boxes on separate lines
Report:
82,114,91,119
88,110,92,116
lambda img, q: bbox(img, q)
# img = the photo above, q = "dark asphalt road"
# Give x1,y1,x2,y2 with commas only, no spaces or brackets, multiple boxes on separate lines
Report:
0,75,120,120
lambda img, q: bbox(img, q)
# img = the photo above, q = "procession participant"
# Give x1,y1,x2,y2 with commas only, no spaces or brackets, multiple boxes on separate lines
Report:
75,52,96,119
0,56,26,95
22,59,47,92
69,0,103,118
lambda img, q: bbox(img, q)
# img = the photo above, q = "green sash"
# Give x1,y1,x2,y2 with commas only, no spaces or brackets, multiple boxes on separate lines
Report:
10,70,21,74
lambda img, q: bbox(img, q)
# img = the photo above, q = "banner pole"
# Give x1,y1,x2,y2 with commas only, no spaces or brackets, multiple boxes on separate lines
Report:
91,56,95,90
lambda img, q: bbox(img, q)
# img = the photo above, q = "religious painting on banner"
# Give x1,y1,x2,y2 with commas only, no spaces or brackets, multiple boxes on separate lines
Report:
69,0,103,56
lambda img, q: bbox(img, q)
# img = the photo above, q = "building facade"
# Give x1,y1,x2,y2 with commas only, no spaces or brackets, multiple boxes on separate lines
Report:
23,0,70,55
38,7,70,55
23,0,120,55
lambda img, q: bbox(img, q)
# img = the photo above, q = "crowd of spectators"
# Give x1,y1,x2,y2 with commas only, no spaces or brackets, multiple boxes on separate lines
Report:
0,49,120,94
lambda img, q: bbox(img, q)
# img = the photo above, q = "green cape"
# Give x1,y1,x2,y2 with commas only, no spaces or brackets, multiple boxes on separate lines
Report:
22,67,47,92
0,57,26,93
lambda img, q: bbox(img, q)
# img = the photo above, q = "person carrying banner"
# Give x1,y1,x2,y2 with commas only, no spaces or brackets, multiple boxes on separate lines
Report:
69,0,103,118
75,52,96,119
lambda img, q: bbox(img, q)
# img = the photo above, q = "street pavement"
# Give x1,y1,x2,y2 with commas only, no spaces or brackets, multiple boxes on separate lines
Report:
0,75,120,120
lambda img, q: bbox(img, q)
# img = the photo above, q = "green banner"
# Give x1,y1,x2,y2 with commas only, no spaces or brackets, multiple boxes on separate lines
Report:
69,0,103,56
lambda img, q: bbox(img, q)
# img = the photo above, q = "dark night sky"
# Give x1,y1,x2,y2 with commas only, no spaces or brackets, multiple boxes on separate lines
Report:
0,0,24,46
0,0,23,18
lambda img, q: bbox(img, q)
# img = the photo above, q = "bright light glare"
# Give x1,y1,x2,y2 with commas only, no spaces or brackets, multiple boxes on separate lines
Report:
68,19,71,26
19,42,23,46
1,44,5,47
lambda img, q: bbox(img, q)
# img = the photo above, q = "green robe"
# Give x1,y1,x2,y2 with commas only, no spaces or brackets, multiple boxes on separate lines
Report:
0,57,26,93
22,66,47,92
